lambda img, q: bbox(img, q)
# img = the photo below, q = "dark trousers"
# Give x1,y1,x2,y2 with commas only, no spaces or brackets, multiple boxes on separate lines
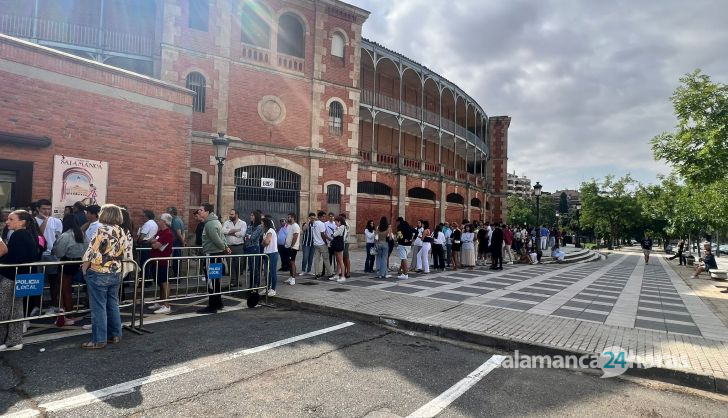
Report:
491,249,503,269
278,244,289,271
365,243,375,272
433,244,446,270
206,252,225,310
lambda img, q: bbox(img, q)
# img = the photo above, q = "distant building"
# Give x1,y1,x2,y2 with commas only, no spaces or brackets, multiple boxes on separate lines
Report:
553,189,581,209
507,172,532,197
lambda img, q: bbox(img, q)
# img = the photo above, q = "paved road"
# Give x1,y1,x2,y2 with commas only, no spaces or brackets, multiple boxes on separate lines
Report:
2,306,728,417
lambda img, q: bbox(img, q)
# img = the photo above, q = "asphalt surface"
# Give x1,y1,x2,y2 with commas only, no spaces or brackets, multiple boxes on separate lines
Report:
2,305,728,417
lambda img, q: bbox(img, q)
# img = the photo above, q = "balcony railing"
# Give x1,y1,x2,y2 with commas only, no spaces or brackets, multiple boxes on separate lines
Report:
359,150,371,162
424,162,438,173
277,53,304,73
361,89,486,150
377,153,396,165
403,157,419,170
241,43,270,64
0,14,154,57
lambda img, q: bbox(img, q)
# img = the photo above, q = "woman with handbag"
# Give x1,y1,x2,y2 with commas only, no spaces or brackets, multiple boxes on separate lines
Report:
331,216,347,282
80,204,132,349
52,214,86,326
364,220,376,273
261,217,279,296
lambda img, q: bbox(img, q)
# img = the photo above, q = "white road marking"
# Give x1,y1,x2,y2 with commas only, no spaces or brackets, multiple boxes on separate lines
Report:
407,355,506,418
4,322,356,418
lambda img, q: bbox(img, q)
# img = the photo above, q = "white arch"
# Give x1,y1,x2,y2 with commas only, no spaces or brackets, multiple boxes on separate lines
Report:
325,97,348,115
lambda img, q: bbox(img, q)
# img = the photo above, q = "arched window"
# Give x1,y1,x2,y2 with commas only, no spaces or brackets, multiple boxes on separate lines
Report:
277,12,304,58
188,0,209,31
190,172,202,206
408,187,435,201
446,193,464,205
331,33,344,58
471,198,481,208
327,184,341,214
328,102,343,136
185,72,206,113
357,181,391,196
241,1,270,48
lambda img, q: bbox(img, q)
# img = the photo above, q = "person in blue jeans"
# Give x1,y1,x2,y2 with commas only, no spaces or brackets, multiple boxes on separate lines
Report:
375,217,392,279
81,204,133,349
244,211,264,289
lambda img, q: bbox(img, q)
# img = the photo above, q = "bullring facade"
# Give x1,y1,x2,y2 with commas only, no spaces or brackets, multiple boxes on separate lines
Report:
0,0,510,237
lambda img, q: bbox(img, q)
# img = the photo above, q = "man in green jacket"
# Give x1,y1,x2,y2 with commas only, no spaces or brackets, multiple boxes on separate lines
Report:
197,203,231,314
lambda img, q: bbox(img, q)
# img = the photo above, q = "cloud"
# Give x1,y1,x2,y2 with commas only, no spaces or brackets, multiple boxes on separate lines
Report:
348,0,728,191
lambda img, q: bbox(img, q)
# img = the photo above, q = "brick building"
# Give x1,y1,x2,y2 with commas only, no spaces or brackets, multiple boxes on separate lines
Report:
0,0,510,238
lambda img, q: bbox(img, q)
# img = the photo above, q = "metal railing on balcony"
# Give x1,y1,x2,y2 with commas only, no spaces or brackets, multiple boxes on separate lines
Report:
359,150,371,162
403,158,419,170
0,14,154,57
361,89,486,151
377,153,396,165
424,162,438,173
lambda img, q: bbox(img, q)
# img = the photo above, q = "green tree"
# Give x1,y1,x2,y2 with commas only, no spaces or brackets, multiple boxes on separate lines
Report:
506,195,535,226
580,175,641,248
651,70,728,185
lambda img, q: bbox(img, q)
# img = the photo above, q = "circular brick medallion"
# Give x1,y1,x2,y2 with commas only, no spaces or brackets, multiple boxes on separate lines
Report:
258,95,286,125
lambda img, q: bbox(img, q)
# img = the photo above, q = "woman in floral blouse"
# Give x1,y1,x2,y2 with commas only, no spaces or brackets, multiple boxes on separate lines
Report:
81,204,133,349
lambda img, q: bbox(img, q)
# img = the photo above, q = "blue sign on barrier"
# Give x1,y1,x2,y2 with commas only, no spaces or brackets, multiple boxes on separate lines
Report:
208,263,223,279
15,273,45,297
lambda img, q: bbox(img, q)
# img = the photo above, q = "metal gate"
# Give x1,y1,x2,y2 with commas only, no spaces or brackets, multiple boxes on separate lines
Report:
235,165,301,222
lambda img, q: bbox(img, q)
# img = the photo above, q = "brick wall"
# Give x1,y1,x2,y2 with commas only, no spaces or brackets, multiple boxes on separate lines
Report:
0,35,192,228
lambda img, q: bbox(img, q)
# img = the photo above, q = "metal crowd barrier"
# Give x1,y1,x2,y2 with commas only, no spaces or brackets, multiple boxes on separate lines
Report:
129,253,271,333
0,259,139,327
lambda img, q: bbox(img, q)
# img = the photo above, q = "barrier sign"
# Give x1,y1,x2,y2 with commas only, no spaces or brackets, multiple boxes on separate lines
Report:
15,273,45,297
208,263,223,280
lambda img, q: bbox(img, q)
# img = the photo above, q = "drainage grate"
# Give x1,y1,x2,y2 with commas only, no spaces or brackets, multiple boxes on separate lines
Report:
328,288,351,293
300,281,319,286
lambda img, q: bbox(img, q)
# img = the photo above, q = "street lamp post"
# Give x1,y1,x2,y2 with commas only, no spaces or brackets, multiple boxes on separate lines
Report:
212,132,230,217
575,203,582,248
534,181,542,252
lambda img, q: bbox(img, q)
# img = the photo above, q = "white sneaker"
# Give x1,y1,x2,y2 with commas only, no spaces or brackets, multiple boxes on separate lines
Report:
267,289,277,296
384,274,391,279
397,274,408,280
30,307,40,317
298,272,304,276
336,277,346,283
329,275,339,281
287,277,296,285
154,306,171,314
82,324,92,330
148,303,162,310
0,344,23,351
285,277,294,284
44,306,60,315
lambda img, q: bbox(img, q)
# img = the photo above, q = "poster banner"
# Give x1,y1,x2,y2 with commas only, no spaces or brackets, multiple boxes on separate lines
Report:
51,155,109,218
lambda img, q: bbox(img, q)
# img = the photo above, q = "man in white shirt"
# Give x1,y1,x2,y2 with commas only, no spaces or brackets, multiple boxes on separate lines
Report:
313,211,334,279
34,199,63,313
284,213,301,284
222,209,247,286
137,209,158,272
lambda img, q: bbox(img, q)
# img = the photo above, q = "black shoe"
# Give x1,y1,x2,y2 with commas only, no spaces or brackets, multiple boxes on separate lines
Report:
721,289,728,294
196,307,218,314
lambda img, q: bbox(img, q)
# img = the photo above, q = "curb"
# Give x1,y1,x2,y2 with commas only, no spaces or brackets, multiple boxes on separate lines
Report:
273,296,728,395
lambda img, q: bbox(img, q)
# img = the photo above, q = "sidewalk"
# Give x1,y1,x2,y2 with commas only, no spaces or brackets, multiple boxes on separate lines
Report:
274,248,728,393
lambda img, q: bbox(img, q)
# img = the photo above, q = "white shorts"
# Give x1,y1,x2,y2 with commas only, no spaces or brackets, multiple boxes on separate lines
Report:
397,245,410,260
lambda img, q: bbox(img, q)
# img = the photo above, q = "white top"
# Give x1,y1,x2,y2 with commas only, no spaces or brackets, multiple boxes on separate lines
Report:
285,222,301,250
85,220,101,243
222,219,247,246
364,229,376,244
461,232,475,250
312,220,326,246
413,227,424,246
36,216,63,254
333,224,346,238
140,219,158,241
433,231,446,245
264,228,278,254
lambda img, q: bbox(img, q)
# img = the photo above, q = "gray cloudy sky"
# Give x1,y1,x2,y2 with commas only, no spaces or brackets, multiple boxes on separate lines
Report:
347,0,728,193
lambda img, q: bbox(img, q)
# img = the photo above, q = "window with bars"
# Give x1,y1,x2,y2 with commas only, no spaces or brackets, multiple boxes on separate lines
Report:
241,1,270,48
186,72,206,113
328,101,343,136
189,0,209,31
331,33,345,58
327,184,341,204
